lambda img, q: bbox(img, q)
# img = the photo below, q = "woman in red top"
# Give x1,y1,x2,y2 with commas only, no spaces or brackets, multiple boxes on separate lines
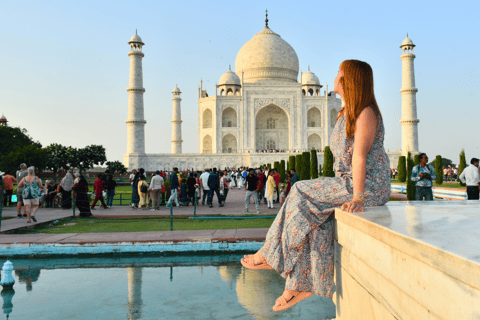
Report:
2,171,16,207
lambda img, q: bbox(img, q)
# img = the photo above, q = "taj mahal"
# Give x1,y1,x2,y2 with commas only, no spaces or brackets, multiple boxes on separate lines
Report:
124,14,419,171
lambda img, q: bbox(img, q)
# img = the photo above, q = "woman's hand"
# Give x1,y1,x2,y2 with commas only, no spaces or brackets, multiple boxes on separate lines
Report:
341,200,365,213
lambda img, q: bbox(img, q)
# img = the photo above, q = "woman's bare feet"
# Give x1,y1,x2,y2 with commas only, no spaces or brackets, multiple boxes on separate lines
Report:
273,289,314,311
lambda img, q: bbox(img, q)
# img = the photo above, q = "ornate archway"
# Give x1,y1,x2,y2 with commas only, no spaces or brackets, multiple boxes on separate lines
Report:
255,104,289,151
203,135,212,153
222,134,237,153
308,133,322,151
222,107,237,127
307,108,322,127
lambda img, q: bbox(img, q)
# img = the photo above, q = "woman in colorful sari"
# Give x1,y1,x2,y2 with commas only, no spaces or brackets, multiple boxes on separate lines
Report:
241,60,391,311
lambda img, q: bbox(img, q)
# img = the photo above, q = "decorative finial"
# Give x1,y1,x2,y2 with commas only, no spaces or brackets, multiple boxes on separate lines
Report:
407,32,408,37
308,65,310,71
136,29,137,35
265,9,268,27
229,64,231,71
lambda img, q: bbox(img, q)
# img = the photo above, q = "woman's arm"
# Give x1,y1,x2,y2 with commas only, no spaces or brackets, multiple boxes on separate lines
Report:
18,178,25,188
36,177,43,190
341,107,377,213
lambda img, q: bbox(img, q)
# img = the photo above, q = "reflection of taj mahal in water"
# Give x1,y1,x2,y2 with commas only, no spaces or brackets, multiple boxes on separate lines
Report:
124,14,419,170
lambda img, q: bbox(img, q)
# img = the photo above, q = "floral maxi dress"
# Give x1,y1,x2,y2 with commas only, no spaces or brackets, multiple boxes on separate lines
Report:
259,114,391,298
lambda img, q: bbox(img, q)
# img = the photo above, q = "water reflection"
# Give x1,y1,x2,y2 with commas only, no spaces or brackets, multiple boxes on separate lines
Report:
127,268,143,320
1,287,14,319
14,270,41,292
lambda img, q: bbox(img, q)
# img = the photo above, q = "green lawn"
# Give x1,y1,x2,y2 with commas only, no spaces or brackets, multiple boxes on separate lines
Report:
20,216,275,234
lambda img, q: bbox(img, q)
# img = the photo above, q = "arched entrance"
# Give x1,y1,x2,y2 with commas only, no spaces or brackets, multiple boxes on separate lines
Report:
222,134,237,153
308,133,322,151
203,135,212,153
255,104,289,151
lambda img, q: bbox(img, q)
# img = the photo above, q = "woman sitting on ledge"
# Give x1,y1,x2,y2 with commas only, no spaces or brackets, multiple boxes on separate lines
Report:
241,59,391,311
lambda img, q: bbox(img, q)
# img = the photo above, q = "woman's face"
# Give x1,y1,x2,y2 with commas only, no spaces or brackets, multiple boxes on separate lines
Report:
333,66,345,99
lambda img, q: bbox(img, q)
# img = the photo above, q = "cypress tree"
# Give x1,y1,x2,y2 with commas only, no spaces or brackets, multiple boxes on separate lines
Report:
310,150,318,179
295,154,303,180
280,160,286,183
397,156,407,182
435,155,443,185
289,155,295,172
406,152,416,200
414,154,420,166
323,146,335,177
267,163,272,170
459,149,467,186
274,161,279,173
302,152,311,180
319,164,322,176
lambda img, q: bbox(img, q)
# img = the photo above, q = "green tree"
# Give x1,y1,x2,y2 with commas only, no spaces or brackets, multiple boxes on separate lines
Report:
0,126,43,171
288,155,295,172
310,150,318,179
406,152,416,200
323,146,335,177
0,145,47,174
397,156,406,182
414,154,420,166
280,160,286,182
267,163,272,170
76,145,107,173
319,164,322,176
459,149,467,187
44,143,70,181
295,154,303,180
302,152,311,180
106,161,127,175
435,155,443,185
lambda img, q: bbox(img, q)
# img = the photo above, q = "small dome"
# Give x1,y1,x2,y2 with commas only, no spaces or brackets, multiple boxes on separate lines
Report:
219,68,241,86
0,114,6,120
302,70,320,86
400,36,415,47
172,86,181,93
129,32,144,45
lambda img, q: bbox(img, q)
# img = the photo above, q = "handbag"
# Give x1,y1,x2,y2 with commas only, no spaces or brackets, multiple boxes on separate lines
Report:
140,183,148,193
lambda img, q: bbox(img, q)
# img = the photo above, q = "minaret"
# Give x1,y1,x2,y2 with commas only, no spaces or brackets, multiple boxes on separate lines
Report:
400,34,419,154
171,85,183,154
126,31,146,154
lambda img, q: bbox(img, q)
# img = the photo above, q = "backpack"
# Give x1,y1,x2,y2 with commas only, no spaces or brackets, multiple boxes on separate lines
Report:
140,182,148,193
22,178,42,200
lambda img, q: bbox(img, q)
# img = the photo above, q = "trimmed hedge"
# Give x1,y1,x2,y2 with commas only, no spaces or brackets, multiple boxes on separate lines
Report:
280,160,286,183
459,149,467,187
311,150,318,179
323,146,335,177
435,155,443,185
398,156,406,182
295,154,303,180
406,152,415,200
288,155,295,172
302,152,311,180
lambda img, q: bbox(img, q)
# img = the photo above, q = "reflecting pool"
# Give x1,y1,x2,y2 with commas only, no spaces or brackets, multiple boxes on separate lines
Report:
4,254,335,319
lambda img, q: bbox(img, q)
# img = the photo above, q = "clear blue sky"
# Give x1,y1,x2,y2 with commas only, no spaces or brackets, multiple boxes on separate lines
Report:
1,0,478,165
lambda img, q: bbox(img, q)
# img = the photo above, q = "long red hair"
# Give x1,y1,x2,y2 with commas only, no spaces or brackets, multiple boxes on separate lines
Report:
338,60,382,139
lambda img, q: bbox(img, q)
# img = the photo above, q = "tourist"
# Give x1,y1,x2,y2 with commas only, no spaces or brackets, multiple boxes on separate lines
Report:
207,168,223,208
265,169,275,209
149,170,164,210
137,175,149,209
16,163,28,218
17,166,43,223
91,173,108,210
129,169,137,205
131,169,144,209
74,172,80,185
200,169,210,205
273,169,281,203
285,172,292,197
194,172,201,203
72,175,93,217
2,171,16,207
45,180,57,208
59,170,74,209
0,172,4,208
256,169,265,204
179,179,190,206
187,172,196,204
244,168,260,213
411,153,436,201
459,158,480,200
223,170,231,201
236,170,244,189
240,60,391,311
105,172,117,208
290,169,300,186
166,167,181,208
279,183,287,204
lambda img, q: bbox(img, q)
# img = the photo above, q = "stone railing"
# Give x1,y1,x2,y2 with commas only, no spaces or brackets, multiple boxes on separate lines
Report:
333,201,480,319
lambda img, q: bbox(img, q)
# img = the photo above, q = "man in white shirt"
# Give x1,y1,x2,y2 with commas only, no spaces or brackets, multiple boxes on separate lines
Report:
149,170,164,210
200,169,210,205
459,158,480,200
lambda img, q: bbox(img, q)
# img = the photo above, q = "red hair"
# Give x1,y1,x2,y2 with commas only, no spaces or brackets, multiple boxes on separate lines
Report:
339,60,382,139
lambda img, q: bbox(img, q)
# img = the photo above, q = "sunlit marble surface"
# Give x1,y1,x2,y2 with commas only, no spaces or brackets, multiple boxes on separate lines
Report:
353,201,480,264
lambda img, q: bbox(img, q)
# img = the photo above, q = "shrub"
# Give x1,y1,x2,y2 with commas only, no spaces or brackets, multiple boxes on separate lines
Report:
310,150,318,179
319,164,322,176
406,152,415,200
435,155,443,185
267,163,272,170
323,146,335,177
302,152,311,180
414,154,420,166
397,156,406,182
459,149,467,186
288,155,295,172
280,160,286,182
295,154,303,180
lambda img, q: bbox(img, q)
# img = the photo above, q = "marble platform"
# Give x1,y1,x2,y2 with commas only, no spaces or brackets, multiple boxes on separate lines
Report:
333,201,480,320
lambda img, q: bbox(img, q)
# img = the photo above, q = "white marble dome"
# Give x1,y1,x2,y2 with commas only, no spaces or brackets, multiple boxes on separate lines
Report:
129,34,143,44
172,86,181,93
302,70,320,86
401,36,414,47
0,114,6,120
235,26,299,83
219,68,241,85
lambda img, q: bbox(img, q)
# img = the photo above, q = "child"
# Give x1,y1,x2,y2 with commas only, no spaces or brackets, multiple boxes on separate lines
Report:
280,183,286,204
